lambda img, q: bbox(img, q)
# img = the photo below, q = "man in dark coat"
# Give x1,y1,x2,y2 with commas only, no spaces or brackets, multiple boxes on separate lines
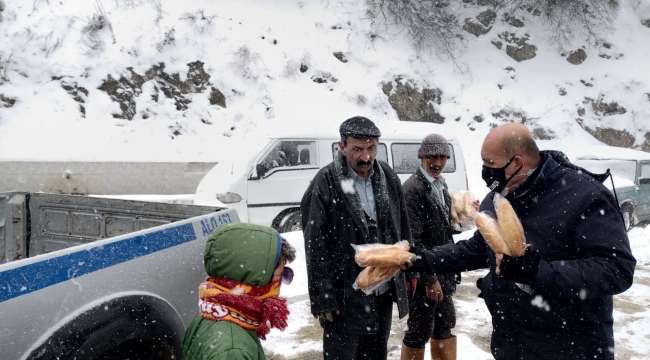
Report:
301,116,412,360
405,123,636,360
401,134,461,360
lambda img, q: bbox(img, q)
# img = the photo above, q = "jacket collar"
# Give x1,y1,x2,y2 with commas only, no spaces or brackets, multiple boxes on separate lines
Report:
333,154,389,242
414,168,451,226
509,151,566,204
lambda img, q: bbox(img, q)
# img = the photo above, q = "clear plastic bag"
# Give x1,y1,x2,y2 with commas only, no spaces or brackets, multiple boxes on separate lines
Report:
449,189,479,231
476,194,529,257
351,241,413,295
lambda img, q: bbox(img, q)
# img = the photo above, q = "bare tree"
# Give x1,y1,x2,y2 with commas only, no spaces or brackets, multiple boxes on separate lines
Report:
498,0,618,45
366,0,467,66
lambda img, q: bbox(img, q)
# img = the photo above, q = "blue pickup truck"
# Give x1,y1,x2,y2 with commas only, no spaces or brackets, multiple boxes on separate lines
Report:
0,192,238,360
574,146,650,231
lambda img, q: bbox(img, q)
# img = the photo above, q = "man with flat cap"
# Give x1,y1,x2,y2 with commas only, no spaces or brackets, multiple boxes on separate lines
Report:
401,134,461,360
301,116,412,360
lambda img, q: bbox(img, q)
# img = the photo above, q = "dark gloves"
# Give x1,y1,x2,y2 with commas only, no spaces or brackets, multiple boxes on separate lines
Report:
405,246,429,274
313,309,340,322
499,247,541,286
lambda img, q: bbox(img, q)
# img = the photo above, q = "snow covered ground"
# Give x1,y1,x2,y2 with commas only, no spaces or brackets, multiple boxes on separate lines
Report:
268,227,650,360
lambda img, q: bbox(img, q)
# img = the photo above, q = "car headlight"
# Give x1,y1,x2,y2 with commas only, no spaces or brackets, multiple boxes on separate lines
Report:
216,192,242,204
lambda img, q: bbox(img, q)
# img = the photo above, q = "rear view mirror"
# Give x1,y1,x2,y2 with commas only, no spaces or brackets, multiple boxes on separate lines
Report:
639,178,650,185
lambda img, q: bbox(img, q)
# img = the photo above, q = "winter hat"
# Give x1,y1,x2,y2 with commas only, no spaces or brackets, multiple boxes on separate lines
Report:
418,133,450,159
339,116,381,138
203,223,281,287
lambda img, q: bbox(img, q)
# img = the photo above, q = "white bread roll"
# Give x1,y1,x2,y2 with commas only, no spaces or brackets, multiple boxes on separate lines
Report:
450,190,465,214
494,196,528,257
357,266,401,289
475,212,511,255
355,243,413,267
463,192,478,218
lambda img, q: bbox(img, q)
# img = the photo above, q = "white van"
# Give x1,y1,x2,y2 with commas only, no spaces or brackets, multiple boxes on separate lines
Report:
194,122,468,232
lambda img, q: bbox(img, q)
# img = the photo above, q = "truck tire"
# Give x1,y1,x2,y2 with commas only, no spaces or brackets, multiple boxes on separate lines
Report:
26,295,183,360
278,210,302,233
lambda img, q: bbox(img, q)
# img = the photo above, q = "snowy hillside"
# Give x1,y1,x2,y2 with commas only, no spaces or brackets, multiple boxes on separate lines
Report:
0,0,649,170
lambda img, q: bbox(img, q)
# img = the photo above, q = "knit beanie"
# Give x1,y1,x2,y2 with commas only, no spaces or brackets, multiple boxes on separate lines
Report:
418,133,450,159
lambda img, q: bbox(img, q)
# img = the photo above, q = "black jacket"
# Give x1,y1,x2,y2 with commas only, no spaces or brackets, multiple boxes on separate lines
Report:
402,168,457,294
301,154,411,333
420,151,636,360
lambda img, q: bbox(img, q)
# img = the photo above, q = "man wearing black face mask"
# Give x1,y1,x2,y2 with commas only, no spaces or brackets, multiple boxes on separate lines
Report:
403,123,636,360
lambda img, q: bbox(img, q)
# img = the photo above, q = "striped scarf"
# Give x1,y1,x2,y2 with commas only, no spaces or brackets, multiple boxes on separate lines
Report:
198,277,289,340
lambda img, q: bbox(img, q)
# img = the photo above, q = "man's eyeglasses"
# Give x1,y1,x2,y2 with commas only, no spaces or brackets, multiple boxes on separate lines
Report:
281,266,294,285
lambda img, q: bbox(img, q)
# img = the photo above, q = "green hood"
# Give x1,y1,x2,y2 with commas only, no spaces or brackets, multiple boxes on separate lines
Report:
203,223,281,287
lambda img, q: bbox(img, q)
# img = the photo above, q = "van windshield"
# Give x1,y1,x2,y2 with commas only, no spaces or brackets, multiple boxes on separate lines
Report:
254,140,318,178
574,159,637,182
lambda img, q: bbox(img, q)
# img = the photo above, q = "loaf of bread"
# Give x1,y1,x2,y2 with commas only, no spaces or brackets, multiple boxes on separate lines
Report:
494,196,528,257
355,243,413,267
475,212,511,255
463,192,478,218
357,266,401,289
450,190,465,214
450,190,478,231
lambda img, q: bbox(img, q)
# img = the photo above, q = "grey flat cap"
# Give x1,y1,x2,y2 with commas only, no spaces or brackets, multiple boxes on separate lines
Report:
339,116,381,138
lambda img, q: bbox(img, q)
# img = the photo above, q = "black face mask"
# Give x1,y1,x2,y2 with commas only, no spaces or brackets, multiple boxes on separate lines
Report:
482,156,523,194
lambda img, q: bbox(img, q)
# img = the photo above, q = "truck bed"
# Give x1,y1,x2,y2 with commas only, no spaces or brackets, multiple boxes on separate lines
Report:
0,192,223,264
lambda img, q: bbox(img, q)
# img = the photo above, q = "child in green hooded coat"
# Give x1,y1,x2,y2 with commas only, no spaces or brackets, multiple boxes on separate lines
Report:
182,223,297,360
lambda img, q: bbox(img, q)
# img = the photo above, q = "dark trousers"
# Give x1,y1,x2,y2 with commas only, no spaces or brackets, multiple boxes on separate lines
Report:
403,283,456,348
322,291,393,360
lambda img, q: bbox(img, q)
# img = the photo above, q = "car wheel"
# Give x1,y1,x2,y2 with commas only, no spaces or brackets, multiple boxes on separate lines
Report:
278,211,302,233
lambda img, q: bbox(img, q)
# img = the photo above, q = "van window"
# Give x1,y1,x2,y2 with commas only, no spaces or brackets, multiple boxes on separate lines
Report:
640,162,650,179
332,142,388,164
257,141,318,176
391,143,456,174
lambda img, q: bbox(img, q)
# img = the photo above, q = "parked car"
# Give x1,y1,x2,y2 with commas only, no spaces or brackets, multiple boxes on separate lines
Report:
195,121,469,232
574,146,650,231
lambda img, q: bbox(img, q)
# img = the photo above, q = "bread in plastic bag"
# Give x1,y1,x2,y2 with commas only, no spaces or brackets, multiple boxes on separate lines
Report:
493,194,529,257
449,189,478,231
355,266,401,295
351,240,412,295
354,241,412,267
475,212,511,255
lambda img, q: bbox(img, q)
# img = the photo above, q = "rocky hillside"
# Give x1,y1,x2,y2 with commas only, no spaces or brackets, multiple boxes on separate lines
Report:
0,0,649,164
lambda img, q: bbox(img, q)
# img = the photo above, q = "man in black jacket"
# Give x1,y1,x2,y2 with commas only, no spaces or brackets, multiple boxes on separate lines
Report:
404,123,636,360
401,134,461,360
301,116,411,360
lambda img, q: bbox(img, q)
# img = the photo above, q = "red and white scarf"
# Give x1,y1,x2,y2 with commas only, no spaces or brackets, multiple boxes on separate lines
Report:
198,277,289,340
